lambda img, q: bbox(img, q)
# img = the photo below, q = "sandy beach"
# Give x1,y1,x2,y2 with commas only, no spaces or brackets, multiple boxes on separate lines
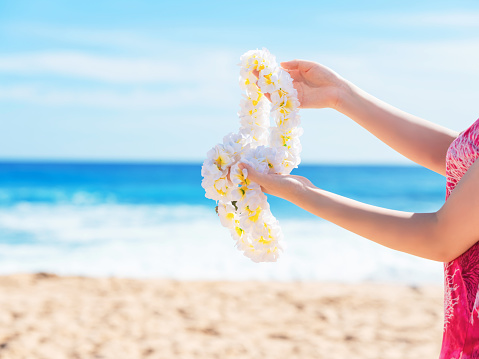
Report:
0,273,443,359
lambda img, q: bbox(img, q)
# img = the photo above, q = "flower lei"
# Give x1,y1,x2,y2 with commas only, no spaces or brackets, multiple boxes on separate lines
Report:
201,48,302,262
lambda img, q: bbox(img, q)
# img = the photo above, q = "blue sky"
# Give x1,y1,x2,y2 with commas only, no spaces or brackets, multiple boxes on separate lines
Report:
1,0,479,163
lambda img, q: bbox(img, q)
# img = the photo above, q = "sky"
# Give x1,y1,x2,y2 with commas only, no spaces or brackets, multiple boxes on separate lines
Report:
1,0,479,164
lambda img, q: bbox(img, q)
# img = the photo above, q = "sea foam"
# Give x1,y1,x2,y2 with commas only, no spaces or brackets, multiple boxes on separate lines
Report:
0,202,443,284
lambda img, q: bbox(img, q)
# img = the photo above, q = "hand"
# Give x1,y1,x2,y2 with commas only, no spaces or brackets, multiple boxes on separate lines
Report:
280,60,348,110
238,162,317,202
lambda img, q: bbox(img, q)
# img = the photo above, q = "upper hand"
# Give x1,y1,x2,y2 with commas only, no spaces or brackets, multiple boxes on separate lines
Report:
280,59,348,110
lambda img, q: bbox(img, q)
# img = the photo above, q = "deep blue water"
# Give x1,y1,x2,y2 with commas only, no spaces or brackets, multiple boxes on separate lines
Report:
0,161,446,282
0,161,446,215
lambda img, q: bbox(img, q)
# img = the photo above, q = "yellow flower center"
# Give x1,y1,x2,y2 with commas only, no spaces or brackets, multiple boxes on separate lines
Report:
251,92,263,106
281,134,291,147
214,179,227,196
278,97,294,114
245,207,261,222
235,226,244,237
264,73,273,85
285,98,293,109
237,187,246,200
215,156,224,169
258,235,273,245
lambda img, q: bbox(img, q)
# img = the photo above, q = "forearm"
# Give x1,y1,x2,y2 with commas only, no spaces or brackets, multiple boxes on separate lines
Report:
290,185,444,261
336,82,459,176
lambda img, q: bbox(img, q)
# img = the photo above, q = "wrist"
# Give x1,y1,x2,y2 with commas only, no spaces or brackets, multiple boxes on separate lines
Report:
332,79,357,113
287,181,317,206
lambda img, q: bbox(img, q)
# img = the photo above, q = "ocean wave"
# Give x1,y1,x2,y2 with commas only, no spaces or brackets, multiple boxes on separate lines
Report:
0,202,443,284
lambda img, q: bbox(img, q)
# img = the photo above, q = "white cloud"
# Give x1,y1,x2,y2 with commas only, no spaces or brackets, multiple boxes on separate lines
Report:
340,11,479,28
318,38,479,76
1,38,478,121
2,31,479,162
314,38,479,123
0,83,237,109
0,52,181,83
9,25,166,51
6,24,190,54
0,50,237,84
0,48,240,109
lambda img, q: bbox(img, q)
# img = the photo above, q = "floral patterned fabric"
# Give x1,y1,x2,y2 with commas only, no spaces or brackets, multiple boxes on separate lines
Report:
440,118,479,358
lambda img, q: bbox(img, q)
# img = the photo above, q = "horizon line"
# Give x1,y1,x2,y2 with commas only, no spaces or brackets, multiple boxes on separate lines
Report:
0,158,422,167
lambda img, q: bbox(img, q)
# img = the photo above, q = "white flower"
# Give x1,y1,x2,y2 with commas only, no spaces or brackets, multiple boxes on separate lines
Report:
201,158,224,181
280,150,301,174
275,112,301,131
242,247,266,263
229,181,263,209
217,201,237,229
239,103,269,124
206,144,234,171
231,222,245,242
238,202,270,234
240,48,277,73
242,243,281,263
239,50,258,69
251,219,282,250
257,67,280,93
276,70,295,92
271,91,300,114
269,127,303,152
259,246,282,262
222,132,244,148
201,48,303,262
239,70,257,91
222,132,249,163
240,153,269,173
262,147,285,174
229,162,249,187
239,124,269,146
203,176,231,200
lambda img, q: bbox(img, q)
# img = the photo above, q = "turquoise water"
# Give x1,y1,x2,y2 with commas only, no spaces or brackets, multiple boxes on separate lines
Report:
0,161,446,283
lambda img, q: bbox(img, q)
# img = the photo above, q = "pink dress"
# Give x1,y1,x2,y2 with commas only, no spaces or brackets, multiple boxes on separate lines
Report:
440,118,479,358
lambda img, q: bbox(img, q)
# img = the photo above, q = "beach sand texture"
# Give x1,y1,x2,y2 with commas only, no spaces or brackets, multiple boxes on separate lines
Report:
0,274,443,359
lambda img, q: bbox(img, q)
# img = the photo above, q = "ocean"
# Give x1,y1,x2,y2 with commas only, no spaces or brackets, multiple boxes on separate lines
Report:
0,161,446,284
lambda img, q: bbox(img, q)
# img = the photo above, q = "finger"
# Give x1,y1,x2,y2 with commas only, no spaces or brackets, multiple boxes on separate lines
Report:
280,60,300,70
285,69,302,82
238,162,264,185
251,70,271,102
282,60,316,74
239,163,270,194
226,167,233,185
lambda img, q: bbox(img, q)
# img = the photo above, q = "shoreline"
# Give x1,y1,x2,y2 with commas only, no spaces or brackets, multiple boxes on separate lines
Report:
0,273,444,358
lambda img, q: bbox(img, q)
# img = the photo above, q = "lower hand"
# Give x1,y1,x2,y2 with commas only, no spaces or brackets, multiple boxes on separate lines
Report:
238,163,316,202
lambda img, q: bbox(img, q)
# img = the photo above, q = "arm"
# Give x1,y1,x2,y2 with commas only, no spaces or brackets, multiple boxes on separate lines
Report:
281,60,459,176
290,185,441,261
240,159,479,263
337,83,459,176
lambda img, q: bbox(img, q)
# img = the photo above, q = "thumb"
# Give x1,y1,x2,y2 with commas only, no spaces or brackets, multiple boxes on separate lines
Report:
238,162,266,185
